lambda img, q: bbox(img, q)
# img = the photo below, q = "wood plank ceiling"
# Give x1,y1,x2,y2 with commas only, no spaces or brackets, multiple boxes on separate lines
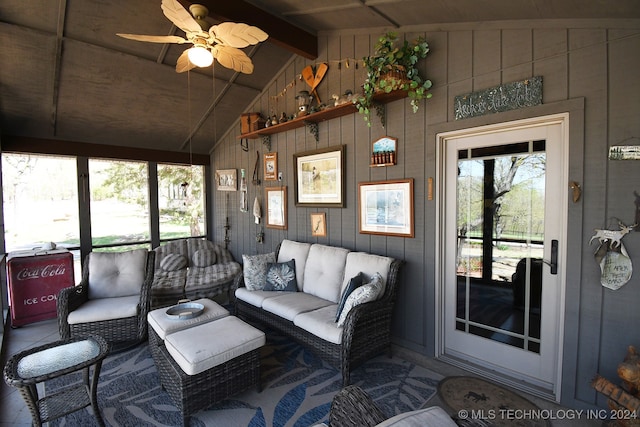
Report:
1,0,639,157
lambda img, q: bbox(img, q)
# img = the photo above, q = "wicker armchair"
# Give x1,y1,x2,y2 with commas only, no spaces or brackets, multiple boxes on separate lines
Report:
329,385,387,427
57,249,155,350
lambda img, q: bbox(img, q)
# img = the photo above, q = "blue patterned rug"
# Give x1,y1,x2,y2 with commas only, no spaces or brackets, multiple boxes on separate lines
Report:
46,332,441,426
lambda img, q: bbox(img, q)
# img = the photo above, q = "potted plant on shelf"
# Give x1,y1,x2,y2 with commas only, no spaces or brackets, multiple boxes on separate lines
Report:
355,32,433,126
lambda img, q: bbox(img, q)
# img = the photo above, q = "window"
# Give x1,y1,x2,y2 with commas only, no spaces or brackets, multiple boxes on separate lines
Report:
158,164,206,240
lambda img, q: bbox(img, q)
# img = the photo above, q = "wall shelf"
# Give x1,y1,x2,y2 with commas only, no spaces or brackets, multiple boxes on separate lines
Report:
237,90,407,144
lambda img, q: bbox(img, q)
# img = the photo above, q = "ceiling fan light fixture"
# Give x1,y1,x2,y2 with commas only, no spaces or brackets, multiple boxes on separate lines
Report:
188,45,213,67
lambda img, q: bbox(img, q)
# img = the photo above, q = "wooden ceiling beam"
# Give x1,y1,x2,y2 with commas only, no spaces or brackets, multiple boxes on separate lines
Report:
177,0,318,59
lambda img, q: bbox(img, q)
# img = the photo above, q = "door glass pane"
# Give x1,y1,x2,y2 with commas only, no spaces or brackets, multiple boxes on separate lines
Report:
158,164,205,240
456,141,545,353
89,159,149,248
2,153,82,282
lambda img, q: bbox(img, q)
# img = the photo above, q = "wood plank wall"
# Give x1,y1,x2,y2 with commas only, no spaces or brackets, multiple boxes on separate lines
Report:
212,22,640,409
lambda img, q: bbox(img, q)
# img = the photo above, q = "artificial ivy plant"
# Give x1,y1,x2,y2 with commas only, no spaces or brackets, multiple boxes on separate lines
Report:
355,32,433,126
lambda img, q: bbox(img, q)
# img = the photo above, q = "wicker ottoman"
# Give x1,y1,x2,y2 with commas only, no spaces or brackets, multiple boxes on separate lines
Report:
148,314,265,425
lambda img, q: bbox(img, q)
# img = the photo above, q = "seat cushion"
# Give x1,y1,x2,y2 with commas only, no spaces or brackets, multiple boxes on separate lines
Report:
165,316,266,375
375,406,457,427
235,287,283,307
303,244,349,303
67,295,140,324
152,269,187,295
294,305,343,344
88,249,148,299
184,262,241,293
147,298,230,340
261,292,333,321
277,240,312,290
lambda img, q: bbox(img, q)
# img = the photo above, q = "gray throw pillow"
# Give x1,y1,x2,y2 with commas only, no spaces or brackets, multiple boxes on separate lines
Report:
336,272,384,327
335,272,364,322
263,259,298,292
192,248,217,267
242,252,276,291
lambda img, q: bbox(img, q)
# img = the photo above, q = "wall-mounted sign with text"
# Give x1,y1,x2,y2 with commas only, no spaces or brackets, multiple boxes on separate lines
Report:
454,76,543,120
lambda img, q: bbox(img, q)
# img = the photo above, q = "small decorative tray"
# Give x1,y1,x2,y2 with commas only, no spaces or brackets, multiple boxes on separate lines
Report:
165,302,204,320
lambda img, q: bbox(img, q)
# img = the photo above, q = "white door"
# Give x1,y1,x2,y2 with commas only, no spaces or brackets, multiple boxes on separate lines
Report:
439,114,568,399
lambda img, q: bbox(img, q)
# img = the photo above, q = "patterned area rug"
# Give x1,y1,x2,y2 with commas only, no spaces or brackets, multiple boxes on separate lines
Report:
438,376,550,427
46,332,442,426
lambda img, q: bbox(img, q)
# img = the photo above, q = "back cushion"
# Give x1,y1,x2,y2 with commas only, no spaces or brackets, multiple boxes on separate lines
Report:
154,239,188,270
277,240,311,290
341,252,393,297
303,244,349,302
88,249,147,299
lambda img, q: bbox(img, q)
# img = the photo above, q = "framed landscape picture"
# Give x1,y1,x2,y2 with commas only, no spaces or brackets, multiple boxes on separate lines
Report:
264,152,278,181
293,145,345,207
215,169,237,191
358,179,414,237
265,186,287,229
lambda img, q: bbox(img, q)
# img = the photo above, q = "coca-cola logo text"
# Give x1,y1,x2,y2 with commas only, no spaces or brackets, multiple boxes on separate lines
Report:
16,264,67,281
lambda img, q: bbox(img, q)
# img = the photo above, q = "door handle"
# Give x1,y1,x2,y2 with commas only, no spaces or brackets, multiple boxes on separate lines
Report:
543,239,558,275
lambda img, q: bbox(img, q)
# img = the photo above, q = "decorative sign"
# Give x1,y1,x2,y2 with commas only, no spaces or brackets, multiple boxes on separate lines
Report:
590,222,636,290
454,76,543,120
609,146,640,160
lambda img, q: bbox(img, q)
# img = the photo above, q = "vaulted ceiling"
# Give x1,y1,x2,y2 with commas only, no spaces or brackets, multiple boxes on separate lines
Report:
1,0,639,157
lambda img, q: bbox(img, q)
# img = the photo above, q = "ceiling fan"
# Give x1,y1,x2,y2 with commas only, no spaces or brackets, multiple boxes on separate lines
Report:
117,0,268,74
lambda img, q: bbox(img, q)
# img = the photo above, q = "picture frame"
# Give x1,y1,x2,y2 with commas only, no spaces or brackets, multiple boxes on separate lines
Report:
358,179,414,237
310,212,327,237
215,169,237,191
265,186,287,229
293,145,345,207
371,136,397,166
264,152,278,181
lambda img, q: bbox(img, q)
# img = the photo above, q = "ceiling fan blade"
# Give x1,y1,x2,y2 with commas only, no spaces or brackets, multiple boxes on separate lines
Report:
161,0,202,34
117,33,188,44
209,22,268,48
176,49,198,73
212,45,254,74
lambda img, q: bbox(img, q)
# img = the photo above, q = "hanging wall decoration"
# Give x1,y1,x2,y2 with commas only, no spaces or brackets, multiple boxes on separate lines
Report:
590,221,636,290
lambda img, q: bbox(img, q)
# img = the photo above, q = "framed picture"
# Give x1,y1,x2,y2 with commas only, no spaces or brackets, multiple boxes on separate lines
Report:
358,179,414,237
372,136,397,154
310,212,326,237
215,169,237,191
265,186,287,229
264,152,278,181
293,145,345,207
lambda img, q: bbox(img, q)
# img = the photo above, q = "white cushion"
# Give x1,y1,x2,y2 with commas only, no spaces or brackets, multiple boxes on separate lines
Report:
293,305,343,344
261,292,334,321
277,240,312,290
67,295,140,324
375,407,457,427
88,249,147,299
165,316,266,375
302,244,349,302
341,252,392,297
147,298,229,340
235,287,283,307
337,273,384,327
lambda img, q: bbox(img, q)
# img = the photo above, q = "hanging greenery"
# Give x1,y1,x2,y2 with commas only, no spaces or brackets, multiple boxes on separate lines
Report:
355,32,433,126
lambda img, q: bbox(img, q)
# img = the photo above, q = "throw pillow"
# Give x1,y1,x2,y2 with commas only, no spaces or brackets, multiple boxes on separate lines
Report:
335,272,365,322
242,252,276,291
192,248,217,267
263,259,298,292
336,272,384,327
160,253,188,272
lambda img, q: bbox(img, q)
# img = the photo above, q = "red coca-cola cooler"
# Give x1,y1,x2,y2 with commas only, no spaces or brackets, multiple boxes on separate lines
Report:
7,249,75,327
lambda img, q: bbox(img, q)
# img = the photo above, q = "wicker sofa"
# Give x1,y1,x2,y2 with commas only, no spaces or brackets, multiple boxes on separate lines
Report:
234,239,403,386
151,238,241,308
